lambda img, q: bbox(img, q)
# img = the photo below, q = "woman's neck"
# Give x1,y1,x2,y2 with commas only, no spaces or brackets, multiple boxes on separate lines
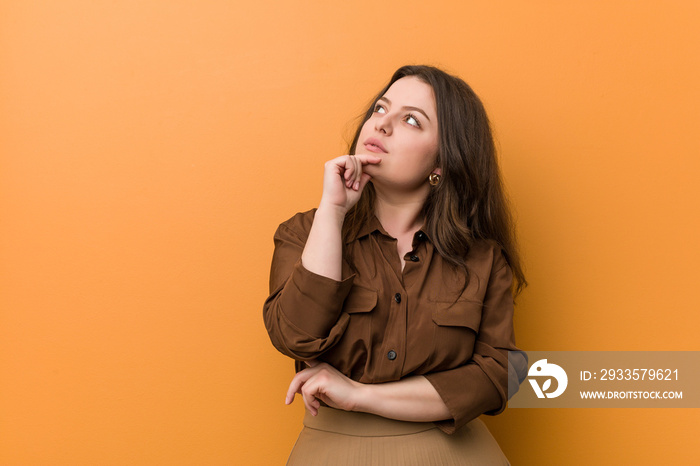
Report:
373,185,429,239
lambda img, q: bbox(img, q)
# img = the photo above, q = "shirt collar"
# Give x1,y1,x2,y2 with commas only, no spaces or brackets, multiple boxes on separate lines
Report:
345,214,431,244
345,214,385,243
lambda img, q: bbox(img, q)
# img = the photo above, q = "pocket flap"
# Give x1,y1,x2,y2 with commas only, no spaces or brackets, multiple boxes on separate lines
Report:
342,285,378,314
431,300,482,330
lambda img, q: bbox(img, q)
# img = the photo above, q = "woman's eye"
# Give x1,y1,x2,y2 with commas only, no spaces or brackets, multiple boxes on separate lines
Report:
374,104,386,114
406,114,420,127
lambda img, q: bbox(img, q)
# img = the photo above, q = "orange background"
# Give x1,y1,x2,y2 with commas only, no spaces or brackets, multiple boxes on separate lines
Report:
1,1,699,464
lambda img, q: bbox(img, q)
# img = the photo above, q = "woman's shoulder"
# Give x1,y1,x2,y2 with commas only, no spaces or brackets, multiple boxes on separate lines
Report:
469,238,502,254
466,238,508,271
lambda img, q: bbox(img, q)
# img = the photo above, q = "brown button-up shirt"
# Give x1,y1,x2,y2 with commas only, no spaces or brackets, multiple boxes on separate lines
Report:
263,209,520,434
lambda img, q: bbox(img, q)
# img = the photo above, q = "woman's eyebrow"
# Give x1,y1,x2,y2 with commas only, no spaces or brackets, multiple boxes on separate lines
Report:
378,96,431,122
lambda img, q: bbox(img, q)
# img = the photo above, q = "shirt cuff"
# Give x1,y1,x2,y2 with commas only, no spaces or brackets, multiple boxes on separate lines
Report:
278,259,355,338
424,355,504,434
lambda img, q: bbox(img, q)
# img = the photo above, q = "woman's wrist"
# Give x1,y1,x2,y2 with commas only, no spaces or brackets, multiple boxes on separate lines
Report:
316,201,348,224
300,202,346,281
349,381,373,414
347,377,452,422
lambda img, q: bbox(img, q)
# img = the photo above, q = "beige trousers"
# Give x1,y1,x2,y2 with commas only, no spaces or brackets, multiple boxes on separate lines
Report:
286,407,510,465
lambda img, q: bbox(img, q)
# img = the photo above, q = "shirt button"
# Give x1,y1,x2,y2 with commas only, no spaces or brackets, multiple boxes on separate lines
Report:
387,350,397,360
410,255,419,262
394,293,402,303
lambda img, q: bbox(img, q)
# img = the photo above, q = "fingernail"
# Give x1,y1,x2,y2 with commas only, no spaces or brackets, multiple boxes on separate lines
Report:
354,181,360,190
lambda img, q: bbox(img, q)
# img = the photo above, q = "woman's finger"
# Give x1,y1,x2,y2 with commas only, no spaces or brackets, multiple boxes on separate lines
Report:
285,363,325,404
300,379,321,416
353,154,382,166
344,156,355,187
351,155,361,190
285,369,313,404
357,173,372,192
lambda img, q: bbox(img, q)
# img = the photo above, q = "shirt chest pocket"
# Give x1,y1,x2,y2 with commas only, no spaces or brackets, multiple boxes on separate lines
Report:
338,285,377,359
429,299,482,368
431,299,482,332
342,285,378,314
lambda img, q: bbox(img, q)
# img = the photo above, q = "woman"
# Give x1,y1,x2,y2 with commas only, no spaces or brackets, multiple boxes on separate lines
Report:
263,65,527,465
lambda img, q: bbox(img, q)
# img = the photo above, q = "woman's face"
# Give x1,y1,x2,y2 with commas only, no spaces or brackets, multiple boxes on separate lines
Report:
356,76,440,191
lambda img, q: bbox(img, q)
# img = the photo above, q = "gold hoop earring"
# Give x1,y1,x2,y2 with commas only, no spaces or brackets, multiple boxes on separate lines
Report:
429,173,441,186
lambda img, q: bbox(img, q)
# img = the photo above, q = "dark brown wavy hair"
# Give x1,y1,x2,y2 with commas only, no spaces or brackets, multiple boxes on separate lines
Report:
344,65,527,296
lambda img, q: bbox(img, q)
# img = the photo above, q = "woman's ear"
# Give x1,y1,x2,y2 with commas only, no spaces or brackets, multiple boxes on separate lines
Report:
431,168,442,176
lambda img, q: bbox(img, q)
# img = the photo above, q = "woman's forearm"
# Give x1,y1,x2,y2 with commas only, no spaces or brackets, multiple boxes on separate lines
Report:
300,154,379,281
353,376,451,422
300,204,346,281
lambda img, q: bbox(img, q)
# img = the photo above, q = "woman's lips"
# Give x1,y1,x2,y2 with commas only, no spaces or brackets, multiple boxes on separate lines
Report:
363,138,387,153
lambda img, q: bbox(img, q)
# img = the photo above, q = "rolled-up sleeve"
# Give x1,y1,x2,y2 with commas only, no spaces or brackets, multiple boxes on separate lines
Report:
424,248,519,434
263,214,355,360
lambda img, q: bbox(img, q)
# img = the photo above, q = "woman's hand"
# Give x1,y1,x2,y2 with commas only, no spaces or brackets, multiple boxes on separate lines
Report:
285,361,363,416
319,154,381,213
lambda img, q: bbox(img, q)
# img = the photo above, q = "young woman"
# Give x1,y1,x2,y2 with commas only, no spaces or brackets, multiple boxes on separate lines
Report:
263,65,527,465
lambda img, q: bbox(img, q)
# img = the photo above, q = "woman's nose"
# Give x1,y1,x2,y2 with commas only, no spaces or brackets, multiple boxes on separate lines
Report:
374,115,392,135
